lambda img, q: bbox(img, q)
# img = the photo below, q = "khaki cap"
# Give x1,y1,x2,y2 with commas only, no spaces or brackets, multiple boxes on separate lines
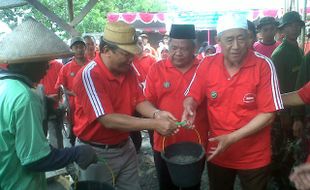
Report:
103,21,141,55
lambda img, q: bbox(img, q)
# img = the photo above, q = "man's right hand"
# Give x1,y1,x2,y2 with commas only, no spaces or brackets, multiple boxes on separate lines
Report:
154,119,179,136
290,163,310,190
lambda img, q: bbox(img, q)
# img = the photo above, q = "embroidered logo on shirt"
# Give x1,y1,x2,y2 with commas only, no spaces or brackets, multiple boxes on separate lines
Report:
163,81,170,88
243,93,256,103
211,91,217,99
70,72,75,77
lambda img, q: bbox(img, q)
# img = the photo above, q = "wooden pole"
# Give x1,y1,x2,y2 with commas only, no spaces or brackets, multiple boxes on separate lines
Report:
25,0,80,36
67,0,74,22
70,0,98,27
301,0,307,51
208,30,211,45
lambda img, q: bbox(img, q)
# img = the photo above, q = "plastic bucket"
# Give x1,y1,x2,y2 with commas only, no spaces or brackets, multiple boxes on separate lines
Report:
71,181,115,190
161,129,206,188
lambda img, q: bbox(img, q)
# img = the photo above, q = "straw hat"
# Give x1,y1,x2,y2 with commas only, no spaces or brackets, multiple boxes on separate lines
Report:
0,18,73,64
103,21,141,55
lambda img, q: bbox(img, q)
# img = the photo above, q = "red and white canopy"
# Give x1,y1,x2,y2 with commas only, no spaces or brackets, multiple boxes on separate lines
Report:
107,12,167,33
108,9,309,31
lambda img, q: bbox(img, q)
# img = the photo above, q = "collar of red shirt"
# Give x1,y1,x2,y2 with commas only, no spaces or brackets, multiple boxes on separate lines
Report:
218,50,256,69
94,53,128,83
165,57,200,68
68,57,90,66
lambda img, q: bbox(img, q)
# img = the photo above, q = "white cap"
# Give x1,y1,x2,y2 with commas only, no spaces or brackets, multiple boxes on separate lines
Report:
216,13,248,35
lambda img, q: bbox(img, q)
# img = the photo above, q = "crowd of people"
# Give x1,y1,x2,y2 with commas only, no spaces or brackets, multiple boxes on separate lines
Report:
1,10,310,190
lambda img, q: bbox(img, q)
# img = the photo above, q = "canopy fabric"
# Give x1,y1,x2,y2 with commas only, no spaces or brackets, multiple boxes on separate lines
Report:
107,13,166,32
108,8,310,31
108,12,165,24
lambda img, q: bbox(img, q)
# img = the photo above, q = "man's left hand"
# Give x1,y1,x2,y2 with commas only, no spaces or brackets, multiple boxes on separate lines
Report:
207,134,237,161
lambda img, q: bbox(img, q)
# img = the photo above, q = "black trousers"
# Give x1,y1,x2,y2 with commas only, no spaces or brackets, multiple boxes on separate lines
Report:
207,162,270,190
153,151,201,190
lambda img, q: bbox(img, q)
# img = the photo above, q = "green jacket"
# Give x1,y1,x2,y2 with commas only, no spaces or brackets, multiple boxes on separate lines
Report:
0,78,51,190
272,38,304,93
272,38,304,117
295,52,310,117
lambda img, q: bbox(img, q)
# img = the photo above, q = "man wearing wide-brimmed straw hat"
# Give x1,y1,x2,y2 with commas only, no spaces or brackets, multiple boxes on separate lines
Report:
0,18,98,190
73,21,178,190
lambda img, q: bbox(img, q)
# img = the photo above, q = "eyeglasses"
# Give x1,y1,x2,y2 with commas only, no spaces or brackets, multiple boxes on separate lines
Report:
114,48,134,58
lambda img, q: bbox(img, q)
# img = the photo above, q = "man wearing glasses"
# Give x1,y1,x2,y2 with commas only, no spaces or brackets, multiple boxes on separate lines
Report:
72,21,178,190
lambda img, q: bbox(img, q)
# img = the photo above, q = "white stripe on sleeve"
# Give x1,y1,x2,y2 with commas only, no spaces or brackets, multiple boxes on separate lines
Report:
82,61,105,117
254,52,284,110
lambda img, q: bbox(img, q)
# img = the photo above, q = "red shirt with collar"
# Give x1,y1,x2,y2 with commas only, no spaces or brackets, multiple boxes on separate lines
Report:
253,41,281,58
55,58,89,116
298,82,310,104
186,50,283,169
40,60,63,95
145,58,209,152
55,58,89,91
132,54,156,84
85,51,98,61
72,54,145,144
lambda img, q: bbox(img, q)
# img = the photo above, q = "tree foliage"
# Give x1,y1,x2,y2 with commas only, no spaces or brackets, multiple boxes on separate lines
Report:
0,0,167,38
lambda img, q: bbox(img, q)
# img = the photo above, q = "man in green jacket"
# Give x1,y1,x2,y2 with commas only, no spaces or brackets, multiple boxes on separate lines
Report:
271,11,305,188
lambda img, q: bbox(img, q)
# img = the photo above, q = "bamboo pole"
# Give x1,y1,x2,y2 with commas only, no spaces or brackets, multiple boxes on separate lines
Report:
301,0,307,51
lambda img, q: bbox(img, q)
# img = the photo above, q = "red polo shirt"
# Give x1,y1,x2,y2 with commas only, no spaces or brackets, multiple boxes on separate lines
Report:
55,58,89,117
85,51,98,61
73,54,145,144
145,58,209,152
55,58,89,91
40,60,63,95
186,50,283,169
253,41,281,58
298,82,310,104
132,54,156,84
